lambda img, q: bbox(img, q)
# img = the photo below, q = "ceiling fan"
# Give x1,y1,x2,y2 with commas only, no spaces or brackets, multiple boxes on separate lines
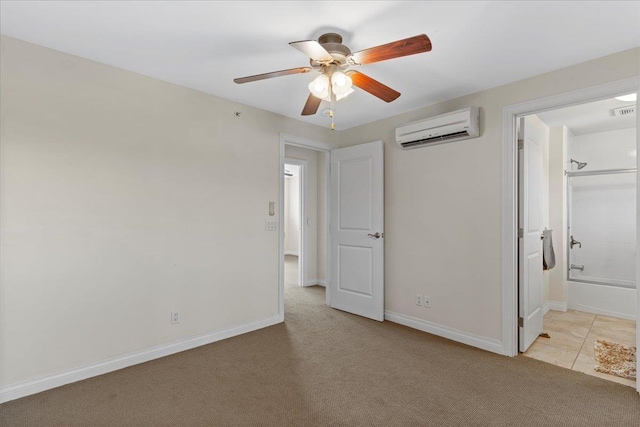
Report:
234,33,432,128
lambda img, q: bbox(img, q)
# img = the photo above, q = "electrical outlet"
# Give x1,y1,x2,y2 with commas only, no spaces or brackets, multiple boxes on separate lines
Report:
424,296,431,308
171,311,180,324
265,220,278,231
415,294,423,306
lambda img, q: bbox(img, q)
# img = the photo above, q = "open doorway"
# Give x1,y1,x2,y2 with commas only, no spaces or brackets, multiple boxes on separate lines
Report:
283,162,303,288
282,142,330,308
517,94,637,387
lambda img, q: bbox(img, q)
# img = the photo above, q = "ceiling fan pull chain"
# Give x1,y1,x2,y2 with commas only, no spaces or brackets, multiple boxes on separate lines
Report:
330,91,336,131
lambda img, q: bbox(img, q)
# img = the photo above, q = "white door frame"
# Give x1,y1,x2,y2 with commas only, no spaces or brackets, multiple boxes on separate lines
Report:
284,158,306,287
501,76,639,381
279,133,335,319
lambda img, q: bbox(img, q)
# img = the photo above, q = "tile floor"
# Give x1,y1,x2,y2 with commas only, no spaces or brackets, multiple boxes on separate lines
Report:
522,309,637,388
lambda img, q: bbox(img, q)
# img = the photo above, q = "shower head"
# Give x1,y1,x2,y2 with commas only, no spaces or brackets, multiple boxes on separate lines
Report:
570,159,587,170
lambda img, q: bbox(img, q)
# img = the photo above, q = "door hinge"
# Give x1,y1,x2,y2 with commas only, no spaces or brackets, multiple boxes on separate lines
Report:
518,317,524,328
518,228,523,238
517,139,524,150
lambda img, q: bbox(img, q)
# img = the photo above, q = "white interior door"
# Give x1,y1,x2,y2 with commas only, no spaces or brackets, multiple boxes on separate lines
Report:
518,116,546,352
330,140,384,321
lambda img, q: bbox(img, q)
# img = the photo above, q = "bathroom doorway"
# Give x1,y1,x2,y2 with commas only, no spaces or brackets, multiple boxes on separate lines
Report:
518,93,637,387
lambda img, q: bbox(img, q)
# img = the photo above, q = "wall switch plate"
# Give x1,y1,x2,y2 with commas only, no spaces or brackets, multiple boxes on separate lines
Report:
269,202,275,216
171,311,180,324
424,296,431,308
416,294,423,306
265,220,278,231
306,218,312,226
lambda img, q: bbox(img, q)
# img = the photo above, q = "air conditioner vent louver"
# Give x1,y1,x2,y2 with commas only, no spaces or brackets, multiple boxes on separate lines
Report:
612,105,636,116
401,131,471,148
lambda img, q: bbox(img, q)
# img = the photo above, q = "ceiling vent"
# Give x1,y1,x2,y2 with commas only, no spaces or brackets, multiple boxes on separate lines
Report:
612,105,636,117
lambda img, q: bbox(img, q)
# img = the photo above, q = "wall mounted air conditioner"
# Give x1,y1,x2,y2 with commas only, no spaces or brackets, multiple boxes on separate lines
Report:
395,107,480,149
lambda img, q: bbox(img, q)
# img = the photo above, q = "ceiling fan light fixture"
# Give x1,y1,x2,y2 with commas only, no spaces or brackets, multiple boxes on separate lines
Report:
323,88,354,103
309,74,329,99
331,71,352,95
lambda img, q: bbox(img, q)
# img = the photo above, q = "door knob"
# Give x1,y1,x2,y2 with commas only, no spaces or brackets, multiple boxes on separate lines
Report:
367,232,382,239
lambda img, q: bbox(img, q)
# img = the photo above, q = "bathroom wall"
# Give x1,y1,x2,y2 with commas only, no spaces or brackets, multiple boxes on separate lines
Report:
541,117,551,306
568,128,637,170
548,126,570,308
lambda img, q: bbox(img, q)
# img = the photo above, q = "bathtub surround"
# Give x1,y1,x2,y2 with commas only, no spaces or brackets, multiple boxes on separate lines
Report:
545,116,638,321
564,127,637,318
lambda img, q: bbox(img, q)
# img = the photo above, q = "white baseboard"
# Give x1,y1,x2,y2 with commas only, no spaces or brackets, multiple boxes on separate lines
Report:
284,251,299,256
544,301,567,315
571,303,636,321
384,311,504,355
303,279,326,287
0,314,281,404
548,301,567,312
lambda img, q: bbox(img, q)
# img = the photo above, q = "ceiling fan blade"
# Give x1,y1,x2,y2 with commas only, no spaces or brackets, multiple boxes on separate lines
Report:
234,67,312,84
289,40,334,62
346,71,400,103
301,93,323,116
349,34,432,65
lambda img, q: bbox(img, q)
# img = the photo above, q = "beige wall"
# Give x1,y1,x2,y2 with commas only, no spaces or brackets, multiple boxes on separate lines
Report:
0,36,334,388
548,126,570,304
338,47,640,341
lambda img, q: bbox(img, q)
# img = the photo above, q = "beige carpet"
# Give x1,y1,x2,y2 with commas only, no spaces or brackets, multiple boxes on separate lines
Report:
284,254,298,289
2,285,640,426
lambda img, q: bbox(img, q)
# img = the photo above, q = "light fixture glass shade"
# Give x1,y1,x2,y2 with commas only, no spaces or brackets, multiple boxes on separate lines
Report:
309,74,329,99
331,71,352,96
335,88,354,101
323,88,354,102
615,93,637,102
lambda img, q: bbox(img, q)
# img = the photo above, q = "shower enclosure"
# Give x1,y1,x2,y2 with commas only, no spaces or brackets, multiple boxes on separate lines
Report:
567,167,637,288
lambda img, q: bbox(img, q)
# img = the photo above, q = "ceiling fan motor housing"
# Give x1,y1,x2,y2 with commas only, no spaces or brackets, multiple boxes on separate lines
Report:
311,33,351,70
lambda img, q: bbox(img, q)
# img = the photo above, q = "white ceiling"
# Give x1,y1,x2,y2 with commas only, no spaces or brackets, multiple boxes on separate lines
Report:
537,97,637,136
1,1,639,130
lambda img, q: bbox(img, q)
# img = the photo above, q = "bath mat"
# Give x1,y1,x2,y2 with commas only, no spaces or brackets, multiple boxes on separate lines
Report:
594,339,636,381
